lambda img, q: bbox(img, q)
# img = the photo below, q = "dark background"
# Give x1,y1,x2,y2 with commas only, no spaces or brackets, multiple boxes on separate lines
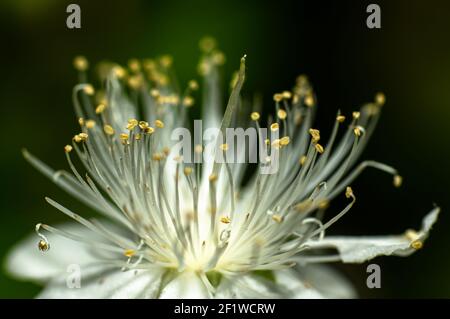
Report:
0,0,449,298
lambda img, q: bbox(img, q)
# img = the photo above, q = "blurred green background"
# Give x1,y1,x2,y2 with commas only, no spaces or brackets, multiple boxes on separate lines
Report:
0,0,449,298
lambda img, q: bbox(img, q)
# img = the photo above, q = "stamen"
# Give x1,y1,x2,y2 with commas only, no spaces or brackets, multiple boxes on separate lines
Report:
155,120,164,128
277,109,287,120
273,93,283,102
375,92,386,106
35,223,50,252
315,143,324,154
270,123,279,132
336,115,346,123
272,214,283,223
393,175,403,187
103,125,115,135
95,103,106,114
250,112,260,121
220,216,231,224
309,128,320,143
73,56,89,71
64,145,73,153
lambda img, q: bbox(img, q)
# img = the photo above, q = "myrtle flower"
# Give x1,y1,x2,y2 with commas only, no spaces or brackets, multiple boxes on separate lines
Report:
7,41,439,298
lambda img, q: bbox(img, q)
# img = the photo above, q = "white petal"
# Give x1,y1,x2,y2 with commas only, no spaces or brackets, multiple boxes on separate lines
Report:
215,265,355,299
159,271,210,298
305,207,440,263
5,222,105,283
275,265,356,298
215,274,283,299
38,267,163,299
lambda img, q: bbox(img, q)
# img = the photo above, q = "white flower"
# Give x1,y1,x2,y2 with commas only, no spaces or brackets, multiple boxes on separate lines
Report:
7,45,439,299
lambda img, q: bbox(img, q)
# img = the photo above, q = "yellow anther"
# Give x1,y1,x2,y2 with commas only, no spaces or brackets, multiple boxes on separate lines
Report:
405,229,418,241
73,135,82,143
265,139,270,145
38,239,50,252
271,139,281,149
273,93,283,102
405,229,423,250
83,84,95,95
150,89,160,98
220,216,231,224
209,174,218,182
138,121,149,129
128,59,141,72
160,55,173,68
127,119,138,130
280,136,290,146
220,143,229,151
352,111,360,120
277,109,287,120
353,126,362,137
127,75,143,89
299,155,307,165
295,200,312,212
188,80,199,90
375,92,386,106
95,103,106,114
144,126,155,134
183,96,195,107
184,167,193,176
135,133,142,140
113,66,126,78
124,249,136,258
78,133,88,141
393,175,403,188
315,143,324,154
250,112,260,121
120,133,129,141
73,55,88,71
155,120,164,128
103,125,115,135
411,240,423,250
345,186,354,199
336,115,346,123
270,123,279,132
85,120,96,129
64,145,73,153
272,214,283,223
152,153,163,161
78,117,85,126
198,60,211,76
309,128,321,143
282,91,292,99
304,94,314,107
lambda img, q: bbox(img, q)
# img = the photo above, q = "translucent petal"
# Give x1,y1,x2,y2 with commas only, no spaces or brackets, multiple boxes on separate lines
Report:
305,207,440,263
